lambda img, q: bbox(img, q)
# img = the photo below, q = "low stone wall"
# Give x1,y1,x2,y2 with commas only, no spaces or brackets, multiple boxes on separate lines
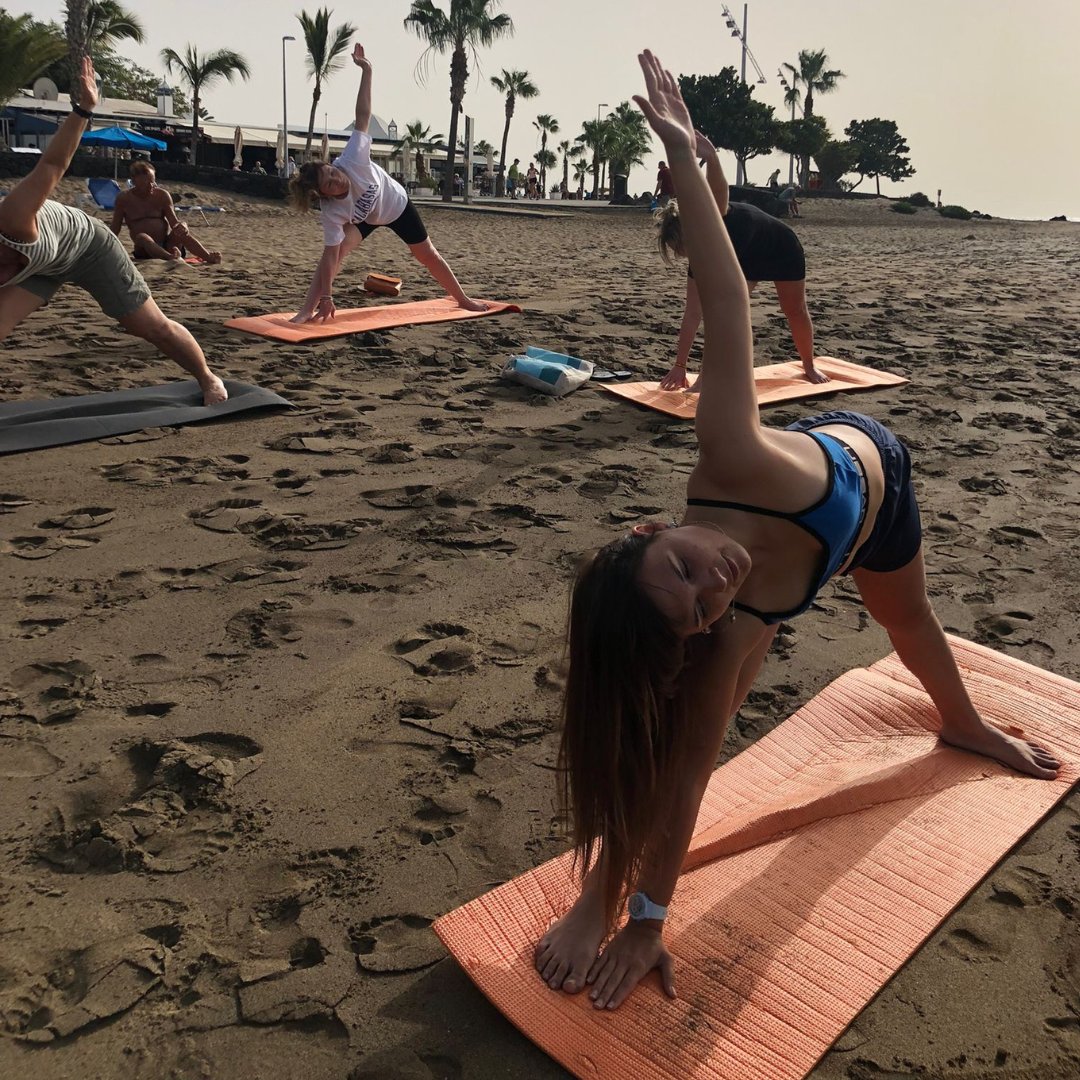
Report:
0,151,288,200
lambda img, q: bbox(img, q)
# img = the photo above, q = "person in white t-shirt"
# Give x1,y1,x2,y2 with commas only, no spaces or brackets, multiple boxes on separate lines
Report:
287,44,486,324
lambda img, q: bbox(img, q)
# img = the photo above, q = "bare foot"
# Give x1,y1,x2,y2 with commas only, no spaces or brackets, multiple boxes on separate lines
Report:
168,247,184,261
199,373,228,406
940,719,1060,779
456,296,490,312
534,889,607,993
205,251,222,265
803,365,830,385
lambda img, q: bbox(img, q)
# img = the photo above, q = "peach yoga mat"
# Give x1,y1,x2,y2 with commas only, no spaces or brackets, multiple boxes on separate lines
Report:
435,638,1080,1080
223,297,521,342
601,356,908,418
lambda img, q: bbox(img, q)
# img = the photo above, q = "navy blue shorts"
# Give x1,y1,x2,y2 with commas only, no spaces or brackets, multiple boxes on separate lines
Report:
356,199,428,246
785,410,922,574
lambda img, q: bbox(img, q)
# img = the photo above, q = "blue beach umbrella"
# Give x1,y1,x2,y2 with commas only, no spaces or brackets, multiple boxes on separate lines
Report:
80,126,167,178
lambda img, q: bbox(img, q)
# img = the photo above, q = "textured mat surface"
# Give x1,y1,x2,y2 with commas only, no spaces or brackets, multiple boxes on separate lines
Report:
0,380,291,454
223,297,521,342
435,638,1079,1080
600,357,908,418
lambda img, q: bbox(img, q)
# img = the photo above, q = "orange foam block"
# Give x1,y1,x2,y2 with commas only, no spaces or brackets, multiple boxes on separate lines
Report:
435,637,1080,1080
223,297,521,342
601,356,908,418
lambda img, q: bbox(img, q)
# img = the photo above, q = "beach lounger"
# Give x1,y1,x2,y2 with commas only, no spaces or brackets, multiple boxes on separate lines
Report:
86,177,123,212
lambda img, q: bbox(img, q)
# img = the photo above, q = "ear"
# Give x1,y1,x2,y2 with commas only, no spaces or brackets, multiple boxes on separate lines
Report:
631,521,672,538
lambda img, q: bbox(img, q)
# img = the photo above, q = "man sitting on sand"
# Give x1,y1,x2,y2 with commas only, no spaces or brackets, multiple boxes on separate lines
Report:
111,161,222,264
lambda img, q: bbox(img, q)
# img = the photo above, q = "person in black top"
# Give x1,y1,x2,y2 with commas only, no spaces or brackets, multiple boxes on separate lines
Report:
655,131,825,390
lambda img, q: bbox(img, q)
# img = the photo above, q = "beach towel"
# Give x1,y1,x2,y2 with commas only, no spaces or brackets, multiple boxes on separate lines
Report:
601,357,908,418
435,637,1080,1080
224,298,522,343
0,380,291,454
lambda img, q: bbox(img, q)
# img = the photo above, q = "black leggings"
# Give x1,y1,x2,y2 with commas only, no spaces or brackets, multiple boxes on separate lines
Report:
356,199,428,246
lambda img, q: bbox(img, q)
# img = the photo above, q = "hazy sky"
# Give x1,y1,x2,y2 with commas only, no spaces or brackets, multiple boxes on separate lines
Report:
19,0,1080,219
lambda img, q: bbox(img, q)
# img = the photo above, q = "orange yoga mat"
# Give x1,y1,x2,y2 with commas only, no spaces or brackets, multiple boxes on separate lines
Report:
223,297,521,342
435,638,1080,1080
601,356,908,419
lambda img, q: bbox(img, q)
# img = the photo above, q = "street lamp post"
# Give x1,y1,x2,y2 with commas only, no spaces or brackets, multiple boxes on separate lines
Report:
722,3,767,187
281,34,295,177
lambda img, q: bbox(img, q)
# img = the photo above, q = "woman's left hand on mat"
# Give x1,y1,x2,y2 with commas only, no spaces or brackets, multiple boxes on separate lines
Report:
586,921,675,1010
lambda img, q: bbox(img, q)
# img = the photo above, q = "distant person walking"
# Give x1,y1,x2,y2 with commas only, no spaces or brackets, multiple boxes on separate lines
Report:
767,168,781,191
287,44,486,324
507,158,521,199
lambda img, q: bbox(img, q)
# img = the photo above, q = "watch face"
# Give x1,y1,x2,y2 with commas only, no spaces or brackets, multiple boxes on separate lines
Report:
628,893,645,919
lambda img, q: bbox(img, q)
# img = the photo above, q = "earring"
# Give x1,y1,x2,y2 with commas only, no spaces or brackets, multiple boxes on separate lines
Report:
700,625,711,636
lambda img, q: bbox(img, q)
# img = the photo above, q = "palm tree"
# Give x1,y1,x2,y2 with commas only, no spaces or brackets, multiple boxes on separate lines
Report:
605,101,650,197
572,156,590,200
394,120,443,184
576,116,607,199
782,49,844,186
297,7,356,158
532,112,558,193
404,0,514,202
489,68,536,196
535,148,557,196
557,138,571,195
161,44,251,167
0,12,65,106
82,1,144,50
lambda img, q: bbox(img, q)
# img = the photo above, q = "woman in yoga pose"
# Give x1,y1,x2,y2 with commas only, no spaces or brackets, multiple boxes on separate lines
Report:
288,44,485,324
0,58,226,406
656,130,826,390
534,49,1060,1013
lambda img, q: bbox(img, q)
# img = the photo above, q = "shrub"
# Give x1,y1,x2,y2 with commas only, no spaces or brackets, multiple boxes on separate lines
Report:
907,191,932,207
891,201,917,215
938,204,972,220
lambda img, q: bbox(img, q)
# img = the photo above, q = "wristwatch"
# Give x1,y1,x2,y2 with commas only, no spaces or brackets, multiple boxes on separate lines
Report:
72,103,94,120
627,891,668,922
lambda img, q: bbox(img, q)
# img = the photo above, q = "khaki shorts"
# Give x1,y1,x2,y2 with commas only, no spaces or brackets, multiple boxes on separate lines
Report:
17,218,152,320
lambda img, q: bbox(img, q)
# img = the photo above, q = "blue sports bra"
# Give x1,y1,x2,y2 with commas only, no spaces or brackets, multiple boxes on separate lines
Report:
686,432,868,625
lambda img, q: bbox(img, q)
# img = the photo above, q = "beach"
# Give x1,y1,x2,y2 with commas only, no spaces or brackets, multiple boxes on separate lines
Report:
1,188,1079,1079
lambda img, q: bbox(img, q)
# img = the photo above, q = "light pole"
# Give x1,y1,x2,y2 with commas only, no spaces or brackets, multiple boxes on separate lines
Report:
281,34,295,177
778,68,797,186
721,3,767,186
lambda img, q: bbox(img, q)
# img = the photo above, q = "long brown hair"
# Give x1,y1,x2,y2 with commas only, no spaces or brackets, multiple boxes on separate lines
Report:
288,161,325,211
654,198,684,263
559,532,692,927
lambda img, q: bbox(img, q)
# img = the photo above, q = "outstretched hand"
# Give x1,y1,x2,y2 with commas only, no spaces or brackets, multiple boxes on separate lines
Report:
632,50,694,156
352,43,370,69
74,55,99,112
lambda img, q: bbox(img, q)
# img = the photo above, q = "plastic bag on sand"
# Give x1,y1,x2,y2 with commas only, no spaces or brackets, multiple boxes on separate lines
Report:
502,346,594,398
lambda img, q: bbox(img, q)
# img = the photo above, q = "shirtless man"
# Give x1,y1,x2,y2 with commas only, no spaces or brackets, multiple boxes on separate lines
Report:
111,161,221,264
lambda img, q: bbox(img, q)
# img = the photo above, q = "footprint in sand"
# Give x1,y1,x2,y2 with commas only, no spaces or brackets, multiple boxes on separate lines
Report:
0,493,32,514
100,455,250,486
192,499,376,551
0,931,167,1042
393,623,476,676
3,659,100,724
0,733,62,778
2,533,102,560
413,512,517,555
226,600,354,650
349,915,443,974
39,731,263,874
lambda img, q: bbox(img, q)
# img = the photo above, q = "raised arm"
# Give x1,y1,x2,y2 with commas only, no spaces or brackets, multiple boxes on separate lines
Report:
633,51,762,464
695,130,729,216
0,57,98,241
352,43,371,134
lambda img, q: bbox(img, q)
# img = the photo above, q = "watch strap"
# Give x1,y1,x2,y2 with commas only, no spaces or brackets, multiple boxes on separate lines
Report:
628,891,668,922
72,104,95,120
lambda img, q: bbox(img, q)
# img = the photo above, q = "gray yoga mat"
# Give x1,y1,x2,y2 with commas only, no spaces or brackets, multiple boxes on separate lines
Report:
0,380,292,454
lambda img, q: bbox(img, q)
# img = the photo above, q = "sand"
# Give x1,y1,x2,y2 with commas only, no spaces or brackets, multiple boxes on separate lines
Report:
1,186,1079,1080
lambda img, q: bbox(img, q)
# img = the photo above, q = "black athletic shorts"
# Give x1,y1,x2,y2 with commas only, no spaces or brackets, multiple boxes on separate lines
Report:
356,199,428,245
785,410,923,574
